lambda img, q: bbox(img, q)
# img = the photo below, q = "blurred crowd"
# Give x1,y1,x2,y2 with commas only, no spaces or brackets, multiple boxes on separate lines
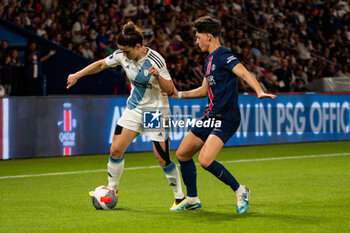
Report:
1,0,350,95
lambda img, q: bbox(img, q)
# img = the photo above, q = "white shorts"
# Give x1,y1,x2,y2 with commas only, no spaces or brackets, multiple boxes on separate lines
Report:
117,107,170,142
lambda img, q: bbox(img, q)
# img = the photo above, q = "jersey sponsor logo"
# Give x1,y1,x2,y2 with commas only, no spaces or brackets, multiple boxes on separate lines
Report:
227,55,237,64
124,64,138,72
124,59,138,71
130,80,152,89
206,75,216,86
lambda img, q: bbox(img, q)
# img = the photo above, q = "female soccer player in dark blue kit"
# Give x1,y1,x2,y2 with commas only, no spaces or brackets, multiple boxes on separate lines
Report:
170,16,276,213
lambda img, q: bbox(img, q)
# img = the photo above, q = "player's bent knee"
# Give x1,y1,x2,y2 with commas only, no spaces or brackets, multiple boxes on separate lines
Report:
175,149,192,162
110,145,124,158
175,150,185,161
198,156,212,169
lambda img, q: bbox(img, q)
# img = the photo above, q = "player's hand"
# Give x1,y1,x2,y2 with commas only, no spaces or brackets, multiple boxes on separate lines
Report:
67,73,80,89
258,92,277,99
149,66,159,79
168,86,179,98
49,50,56,56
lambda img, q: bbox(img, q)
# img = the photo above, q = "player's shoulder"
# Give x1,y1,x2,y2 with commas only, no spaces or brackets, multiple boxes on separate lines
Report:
113,49,123,57
219,46,232,53
216,46,239,64
217,46,236,57
107,49,123,60
148,48,164,60
147,48,166,69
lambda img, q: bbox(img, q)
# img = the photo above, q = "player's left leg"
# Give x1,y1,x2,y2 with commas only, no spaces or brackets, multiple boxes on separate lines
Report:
152,138,185,209
171,131,205,210
198,134,250,213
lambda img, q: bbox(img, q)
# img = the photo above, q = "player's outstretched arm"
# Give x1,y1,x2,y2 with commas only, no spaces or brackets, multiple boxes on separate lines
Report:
232,63,276,99
169,78,209,99
67,59,109,89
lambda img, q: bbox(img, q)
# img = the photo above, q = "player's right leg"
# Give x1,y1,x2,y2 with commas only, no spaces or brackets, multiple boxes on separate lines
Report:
89,125,139,197
171,131,204,210
107,125,139,191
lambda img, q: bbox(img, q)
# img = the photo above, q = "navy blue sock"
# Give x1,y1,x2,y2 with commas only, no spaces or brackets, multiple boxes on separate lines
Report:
205,160,240,191
178,159,197,197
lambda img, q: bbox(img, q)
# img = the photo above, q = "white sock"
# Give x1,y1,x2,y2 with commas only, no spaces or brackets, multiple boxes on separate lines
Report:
235,185,245,195
186,196,200,204
107,156,125,191
162,162,185,200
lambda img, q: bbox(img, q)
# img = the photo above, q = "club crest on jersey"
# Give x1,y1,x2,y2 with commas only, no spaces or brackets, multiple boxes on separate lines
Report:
211,64,216,71
144,69,149,77
206,75,216,86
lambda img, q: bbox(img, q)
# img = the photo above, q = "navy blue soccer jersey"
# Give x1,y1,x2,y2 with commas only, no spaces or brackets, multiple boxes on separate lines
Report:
203,46,241,122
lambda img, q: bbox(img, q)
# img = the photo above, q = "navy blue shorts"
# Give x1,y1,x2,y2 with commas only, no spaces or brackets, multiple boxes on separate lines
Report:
190,116,240,144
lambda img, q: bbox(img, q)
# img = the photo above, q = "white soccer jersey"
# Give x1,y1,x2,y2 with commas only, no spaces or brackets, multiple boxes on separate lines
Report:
105,48,171,111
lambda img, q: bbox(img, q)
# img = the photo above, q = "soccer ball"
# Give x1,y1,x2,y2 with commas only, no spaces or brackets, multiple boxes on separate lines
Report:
91,186,118,210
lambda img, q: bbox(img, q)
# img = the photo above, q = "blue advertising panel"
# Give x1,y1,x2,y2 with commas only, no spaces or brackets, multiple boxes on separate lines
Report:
169,94,350,147
2,94,350,159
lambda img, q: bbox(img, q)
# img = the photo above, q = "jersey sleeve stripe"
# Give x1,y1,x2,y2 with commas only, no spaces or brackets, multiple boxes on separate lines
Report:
149,53,164,68
149,52,165,68
148,55,163,69
149,52,164,64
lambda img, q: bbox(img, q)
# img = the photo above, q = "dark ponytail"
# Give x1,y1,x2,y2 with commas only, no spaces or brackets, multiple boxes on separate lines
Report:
117,21,143,47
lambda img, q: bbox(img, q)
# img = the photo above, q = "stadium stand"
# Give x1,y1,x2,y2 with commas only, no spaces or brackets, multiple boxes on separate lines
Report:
0,0,349,96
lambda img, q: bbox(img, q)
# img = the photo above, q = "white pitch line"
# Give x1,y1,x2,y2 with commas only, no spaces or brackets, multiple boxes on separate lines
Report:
0,152,350,180
219,152,350,164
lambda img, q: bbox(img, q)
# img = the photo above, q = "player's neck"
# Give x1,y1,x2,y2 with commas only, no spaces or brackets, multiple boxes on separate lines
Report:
208,40,221,54
135,47,148,60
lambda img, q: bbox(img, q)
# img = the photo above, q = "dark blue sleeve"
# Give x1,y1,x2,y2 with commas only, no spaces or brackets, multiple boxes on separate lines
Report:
220,51,240,72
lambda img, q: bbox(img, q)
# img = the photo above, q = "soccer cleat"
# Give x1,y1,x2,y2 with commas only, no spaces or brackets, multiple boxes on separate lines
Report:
236,185,250,214
170,200,202,211
170,198,186,210
89,188,118,197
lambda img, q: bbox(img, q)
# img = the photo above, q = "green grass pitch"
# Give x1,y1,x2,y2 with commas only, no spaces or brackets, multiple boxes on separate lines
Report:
1,141,350,233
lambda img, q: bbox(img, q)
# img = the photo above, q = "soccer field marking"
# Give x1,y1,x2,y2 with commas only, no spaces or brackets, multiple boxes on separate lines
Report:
1,152,350,180
220,152,350,164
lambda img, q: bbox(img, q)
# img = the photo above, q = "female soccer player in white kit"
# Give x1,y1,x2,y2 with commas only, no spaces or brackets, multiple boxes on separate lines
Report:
67,22,185,209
